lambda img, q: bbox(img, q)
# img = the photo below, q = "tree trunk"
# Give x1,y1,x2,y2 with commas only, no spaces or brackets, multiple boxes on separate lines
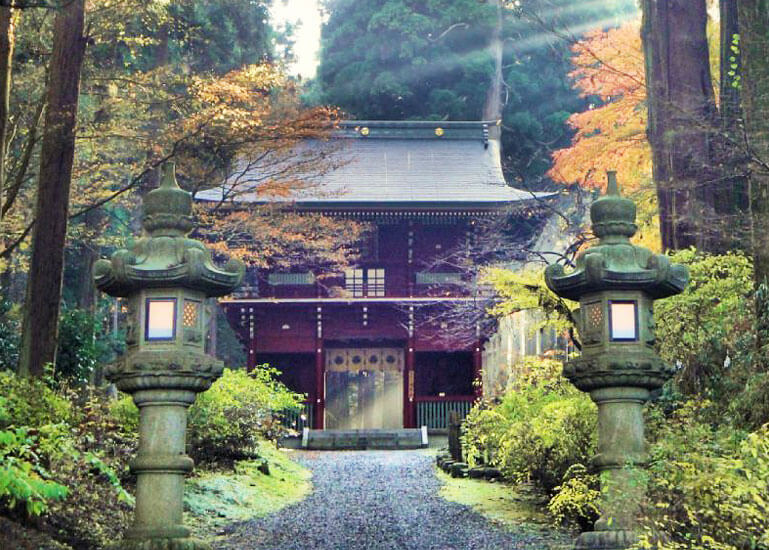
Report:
740,1,769,280
739,0,769,351
482,0,503,138
0,7,17,228
74,209,102,312
641,0,717,251
18,0,87,377
715,0,748,250
0,7,18,292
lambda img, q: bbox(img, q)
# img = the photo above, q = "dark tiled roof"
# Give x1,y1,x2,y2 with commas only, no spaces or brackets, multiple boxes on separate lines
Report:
196,120,545,207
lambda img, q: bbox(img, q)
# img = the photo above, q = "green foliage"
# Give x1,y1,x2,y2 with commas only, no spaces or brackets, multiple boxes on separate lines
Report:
461,358,597,496
547,464,599,531
654,249,754,394
634,401,769,550
55,309,100,386
483,267,577,335
0,301,20,372
125,0,276,74
111,366,303,463
0,372,134,546
651,249,769,429
190,366,303,461
109,395,140,434
0,427,69,516
0,371,73,429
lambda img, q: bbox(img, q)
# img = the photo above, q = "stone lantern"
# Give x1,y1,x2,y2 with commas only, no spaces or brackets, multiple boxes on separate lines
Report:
545,172,688,550
94,163,243,550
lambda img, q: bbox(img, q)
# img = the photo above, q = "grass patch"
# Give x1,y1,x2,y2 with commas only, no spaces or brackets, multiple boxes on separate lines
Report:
436,469,573,549
185,441,311,540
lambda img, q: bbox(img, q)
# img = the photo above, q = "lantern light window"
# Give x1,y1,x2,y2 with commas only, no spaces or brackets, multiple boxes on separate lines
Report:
146,298,177,340
183,300,201,328
609,300,638,341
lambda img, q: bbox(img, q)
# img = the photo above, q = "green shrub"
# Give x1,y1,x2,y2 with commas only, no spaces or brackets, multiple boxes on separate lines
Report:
0,371,72,431
655,249,753,381
654,250,769,429
55,309,100,386
190,366,303,461
109,394,140,434
461,357,597,495
111,366,303,463
0,300,19,372
0,374,72,517
0,372,134,547
547,464,599,531
0,427,69,516
632,401,769,550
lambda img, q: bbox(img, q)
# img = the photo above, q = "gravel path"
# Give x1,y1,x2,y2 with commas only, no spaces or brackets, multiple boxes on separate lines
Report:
214,450,564,550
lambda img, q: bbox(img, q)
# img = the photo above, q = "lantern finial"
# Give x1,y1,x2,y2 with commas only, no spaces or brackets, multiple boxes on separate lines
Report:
160,161,179,189
590,170,637,241
142,161,194,237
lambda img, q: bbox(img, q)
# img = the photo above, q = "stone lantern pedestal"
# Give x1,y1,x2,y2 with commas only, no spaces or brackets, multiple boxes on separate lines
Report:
545,172,688,550
94,164,244,550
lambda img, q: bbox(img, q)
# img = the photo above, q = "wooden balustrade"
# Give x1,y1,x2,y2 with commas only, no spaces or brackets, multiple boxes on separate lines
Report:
415,396,475,430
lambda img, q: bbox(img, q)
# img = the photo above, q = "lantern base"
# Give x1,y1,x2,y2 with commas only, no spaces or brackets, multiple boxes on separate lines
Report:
110,537,211,550
574,529,637,550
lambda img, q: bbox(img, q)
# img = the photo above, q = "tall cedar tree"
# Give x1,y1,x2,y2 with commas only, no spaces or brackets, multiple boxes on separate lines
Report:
641,0,718,251
0,6,17,236
739,3,769,296
18,0,87,377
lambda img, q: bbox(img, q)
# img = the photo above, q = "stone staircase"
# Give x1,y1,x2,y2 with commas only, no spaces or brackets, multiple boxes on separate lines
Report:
301,427,428,450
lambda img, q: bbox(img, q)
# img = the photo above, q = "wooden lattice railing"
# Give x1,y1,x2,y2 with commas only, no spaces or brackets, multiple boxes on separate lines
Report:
415,396,475,430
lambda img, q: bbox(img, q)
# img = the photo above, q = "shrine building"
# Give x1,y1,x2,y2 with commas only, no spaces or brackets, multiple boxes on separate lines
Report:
197,120,544,432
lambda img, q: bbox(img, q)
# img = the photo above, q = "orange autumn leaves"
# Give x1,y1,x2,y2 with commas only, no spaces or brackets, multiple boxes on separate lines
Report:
548,20,661,250
549,21,650,194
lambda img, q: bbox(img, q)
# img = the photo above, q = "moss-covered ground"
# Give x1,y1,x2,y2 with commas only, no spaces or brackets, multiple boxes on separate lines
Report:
436,469,574,549
184,442,312,542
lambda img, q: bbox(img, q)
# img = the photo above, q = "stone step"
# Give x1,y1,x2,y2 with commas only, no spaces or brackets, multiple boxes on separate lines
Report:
302,427,428,450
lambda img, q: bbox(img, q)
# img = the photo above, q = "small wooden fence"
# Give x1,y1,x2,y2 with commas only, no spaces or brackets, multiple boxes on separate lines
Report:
415,396,475,431
279,402,314,433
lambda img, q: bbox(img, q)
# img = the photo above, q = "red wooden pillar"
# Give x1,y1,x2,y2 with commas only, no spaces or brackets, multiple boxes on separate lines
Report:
404,305,416,428
405,340,416,428
246,307,257,371
474,338,483,400
313,306,325,429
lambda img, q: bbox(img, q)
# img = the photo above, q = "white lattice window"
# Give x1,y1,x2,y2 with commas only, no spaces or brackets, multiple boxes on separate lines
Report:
345,269,365,297
344,268,385,297
367,268,385,296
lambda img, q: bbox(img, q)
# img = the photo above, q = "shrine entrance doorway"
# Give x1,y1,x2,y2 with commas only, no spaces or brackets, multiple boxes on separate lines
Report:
324,347,405,429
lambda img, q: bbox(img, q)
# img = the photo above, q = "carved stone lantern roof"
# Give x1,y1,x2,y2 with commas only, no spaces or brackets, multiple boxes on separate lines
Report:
545,172,688,301
94,163,244,298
